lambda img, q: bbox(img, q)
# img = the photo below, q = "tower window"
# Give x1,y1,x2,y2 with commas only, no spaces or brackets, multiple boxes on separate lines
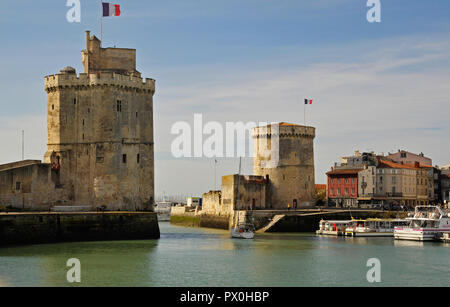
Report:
82,133,85,140
82,119,85,126
137,154,140,164
136,112,138,118
74,98,77,105
16,182,21,190
117,100,122,112
52,104,54,110
122,154,127,163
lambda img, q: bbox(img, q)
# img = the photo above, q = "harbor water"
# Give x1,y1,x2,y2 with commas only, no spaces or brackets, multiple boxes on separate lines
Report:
0,222,448,287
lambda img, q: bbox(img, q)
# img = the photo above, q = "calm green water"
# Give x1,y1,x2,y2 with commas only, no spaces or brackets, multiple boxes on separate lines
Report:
0,222,448,287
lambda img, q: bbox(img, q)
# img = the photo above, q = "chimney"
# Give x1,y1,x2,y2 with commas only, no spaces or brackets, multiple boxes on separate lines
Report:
85,31,90,50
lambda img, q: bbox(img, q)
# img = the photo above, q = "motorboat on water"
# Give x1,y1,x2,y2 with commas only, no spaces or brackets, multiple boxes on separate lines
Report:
345,218,409,237
316,220,351,236
230,223,255,239
394,206,450,241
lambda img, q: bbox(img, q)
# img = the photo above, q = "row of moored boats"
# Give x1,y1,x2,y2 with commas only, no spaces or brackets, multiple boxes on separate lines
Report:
316,205,450,242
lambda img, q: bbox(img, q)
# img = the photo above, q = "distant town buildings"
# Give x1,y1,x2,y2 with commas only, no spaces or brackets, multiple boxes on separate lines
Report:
440,165,450,205
326,150,447,209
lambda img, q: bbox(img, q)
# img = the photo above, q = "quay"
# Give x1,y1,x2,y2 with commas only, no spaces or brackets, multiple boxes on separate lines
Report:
0,211,160,246
170,207,407,233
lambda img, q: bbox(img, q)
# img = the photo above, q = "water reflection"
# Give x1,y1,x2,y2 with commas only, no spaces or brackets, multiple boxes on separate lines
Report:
0,240,158,286
0,223,449,287
393,240,425,247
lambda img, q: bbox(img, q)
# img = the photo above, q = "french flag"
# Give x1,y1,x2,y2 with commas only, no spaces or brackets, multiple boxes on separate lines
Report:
304,98,313,105
102,2,121,17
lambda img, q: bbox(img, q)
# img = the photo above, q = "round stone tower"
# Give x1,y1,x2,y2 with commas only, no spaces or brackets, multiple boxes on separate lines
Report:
252,122,315,208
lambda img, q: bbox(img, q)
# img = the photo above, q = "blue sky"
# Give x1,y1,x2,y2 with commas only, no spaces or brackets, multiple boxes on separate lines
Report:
1,0,450,199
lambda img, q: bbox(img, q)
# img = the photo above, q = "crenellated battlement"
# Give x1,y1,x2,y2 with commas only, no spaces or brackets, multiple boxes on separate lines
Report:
44,72,155,93
252,123,315,139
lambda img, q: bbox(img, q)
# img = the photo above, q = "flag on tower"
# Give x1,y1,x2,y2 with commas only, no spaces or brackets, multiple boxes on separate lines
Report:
102,2,121,17
304,98,313,105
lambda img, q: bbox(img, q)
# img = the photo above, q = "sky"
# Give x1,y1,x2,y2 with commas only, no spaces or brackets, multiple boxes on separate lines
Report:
0,0,450,200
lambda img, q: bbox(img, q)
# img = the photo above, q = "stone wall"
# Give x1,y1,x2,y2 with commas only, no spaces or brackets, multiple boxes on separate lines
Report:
82,31,138,75
201,190,224,216
220,175,267,211
266,211,408,232
0,212,159,246
0,161,66,211
170,213,229,230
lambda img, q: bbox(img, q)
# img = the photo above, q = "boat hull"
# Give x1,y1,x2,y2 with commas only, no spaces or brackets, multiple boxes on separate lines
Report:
394,229,443,241
346,231,393,237
316,230,343,236
394,232,436,241
231,231,254,239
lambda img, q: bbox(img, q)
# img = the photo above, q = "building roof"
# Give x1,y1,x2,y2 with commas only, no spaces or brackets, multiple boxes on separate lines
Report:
326,169,361,175
261,122,304,127
0,160,43,172
378,159,416,169
278,122,302,127
378,159,432,170
315,184,326,190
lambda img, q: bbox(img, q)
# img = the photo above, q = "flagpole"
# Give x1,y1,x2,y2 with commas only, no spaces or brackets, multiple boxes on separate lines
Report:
214,159,217,190
100,0,103,45
304,99,306,126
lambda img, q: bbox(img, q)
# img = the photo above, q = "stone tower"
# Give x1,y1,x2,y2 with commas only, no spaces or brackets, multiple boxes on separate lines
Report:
44,31,155,211
252,123,315,208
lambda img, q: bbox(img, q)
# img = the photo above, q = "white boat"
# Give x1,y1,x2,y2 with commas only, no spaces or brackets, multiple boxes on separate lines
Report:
316,220,351,236
345,218,408,237
394,206,450,241
440,233,450,243
231,223,255,239
154,201,173,222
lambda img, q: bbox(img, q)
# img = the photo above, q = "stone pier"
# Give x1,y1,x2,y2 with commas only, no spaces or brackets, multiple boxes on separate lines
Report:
0,211,160,246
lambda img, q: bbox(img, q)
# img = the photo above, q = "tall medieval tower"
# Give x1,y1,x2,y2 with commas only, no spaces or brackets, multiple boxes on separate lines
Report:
252,123,315,208
44,31,155,211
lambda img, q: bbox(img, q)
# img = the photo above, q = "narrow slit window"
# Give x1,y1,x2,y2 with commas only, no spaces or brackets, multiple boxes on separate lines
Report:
122,154,127,163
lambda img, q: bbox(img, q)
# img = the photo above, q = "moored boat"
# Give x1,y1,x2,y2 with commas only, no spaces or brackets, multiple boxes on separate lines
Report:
394,206,450,241
440,233,450,243
316,220,351,236
345,218,408,237
231,223,255,239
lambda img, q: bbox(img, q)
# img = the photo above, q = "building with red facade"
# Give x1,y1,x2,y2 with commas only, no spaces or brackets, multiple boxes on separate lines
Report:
326,169,360,207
